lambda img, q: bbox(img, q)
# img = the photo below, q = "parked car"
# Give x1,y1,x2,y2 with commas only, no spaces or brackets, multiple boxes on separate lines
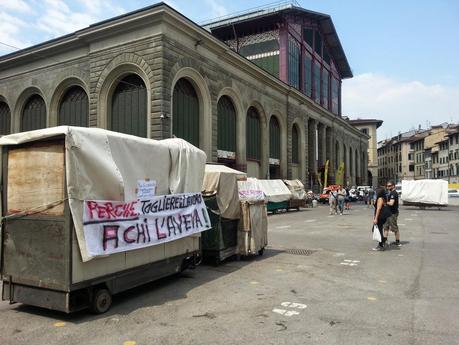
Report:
448,189,459,198
319,185,340,204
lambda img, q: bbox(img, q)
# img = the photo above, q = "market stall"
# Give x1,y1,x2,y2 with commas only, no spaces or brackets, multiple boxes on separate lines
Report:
257,179,292,213
237,178,268,256
0,126,208,313
201,164,246,264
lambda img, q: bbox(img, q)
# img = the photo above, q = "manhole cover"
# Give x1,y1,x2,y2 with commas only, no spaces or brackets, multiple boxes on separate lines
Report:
285,249,316,256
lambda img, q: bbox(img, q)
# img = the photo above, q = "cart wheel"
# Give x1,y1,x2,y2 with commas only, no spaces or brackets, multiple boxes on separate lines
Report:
258,248,264,256
91,288,112,314
214,257,221,266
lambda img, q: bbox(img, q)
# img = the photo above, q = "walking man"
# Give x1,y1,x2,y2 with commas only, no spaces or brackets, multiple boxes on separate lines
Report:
337,185,346,215
384,180,401,247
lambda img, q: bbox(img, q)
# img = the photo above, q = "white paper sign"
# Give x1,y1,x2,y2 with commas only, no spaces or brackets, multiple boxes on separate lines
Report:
238,180,265,201
83,193,211,258
137,179,156,199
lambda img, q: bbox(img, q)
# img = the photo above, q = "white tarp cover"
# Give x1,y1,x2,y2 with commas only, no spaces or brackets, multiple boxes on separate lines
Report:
0,126,207,262
402,179,448,205
283,179,306,200
257,179,292,203
238,178,265,202
202,164,246,219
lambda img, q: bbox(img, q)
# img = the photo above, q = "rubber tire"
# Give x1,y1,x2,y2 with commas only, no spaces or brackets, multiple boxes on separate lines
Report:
258,248,264,256
91,288,112,314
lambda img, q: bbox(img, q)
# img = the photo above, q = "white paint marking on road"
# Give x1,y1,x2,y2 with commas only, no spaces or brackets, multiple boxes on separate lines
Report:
333,253,345,257
276,225,292,229
340,259,359,266
272,308,300,317
327,215,334,218
281,302,307,309
305,219,317,223
398,254,404,257
398,223,406,226
404,218,414,221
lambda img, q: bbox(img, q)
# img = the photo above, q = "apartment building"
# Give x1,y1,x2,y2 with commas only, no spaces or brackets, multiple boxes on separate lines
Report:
377,131,415,185
448,128,459,183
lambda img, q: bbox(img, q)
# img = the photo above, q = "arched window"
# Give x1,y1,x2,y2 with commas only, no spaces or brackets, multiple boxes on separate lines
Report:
292,124,299,164
59,86,88,127
21,95,46,132
217,96,236,153
0,101,11,135
173,78,199,147
111,74,147,137
246,107,261,160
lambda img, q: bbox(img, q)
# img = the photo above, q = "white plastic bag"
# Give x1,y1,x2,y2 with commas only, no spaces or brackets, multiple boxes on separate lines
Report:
372,224,381,242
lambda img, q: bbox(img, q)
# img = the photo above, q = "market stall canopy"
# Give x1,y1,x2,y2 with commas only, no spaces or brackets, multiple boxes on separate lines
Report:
0,126,207,261
202,164,246,219
283,179,306,200
257,179,292,203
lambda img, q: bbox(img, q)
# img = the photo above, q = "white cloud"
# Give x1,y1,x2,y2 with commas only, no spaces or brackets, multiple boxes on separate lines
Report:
36,0,126,36
343,73,459,140
0,0,32,13
204,0,228,18
0,11,31,54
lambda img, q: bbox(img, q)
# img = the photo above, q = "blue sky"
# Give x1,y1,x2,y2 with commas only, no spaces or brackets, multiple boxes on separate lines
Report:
0,0,458,138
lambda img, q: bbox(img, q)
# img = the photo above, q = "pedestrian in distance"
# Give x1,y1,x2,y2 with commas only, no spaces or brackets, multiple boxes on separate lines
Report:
372,187,392,251
329,189,338,215
368,187,375,208
384,180,401,247
344,187,351,211
337,185,346,215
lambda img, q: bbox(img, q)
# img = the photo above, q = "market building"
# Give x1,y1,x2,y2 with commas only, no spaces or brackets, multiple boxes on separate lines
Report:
0,1,368,188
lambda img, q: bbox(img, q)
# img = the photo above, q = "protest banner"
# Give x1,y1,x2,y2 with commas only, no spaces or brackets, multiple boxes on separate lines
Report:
83,192,211,257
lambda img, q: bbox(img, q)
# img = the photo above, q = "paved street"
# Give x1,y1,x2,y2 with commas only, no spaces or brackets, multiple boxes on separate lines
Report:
1,203,458,345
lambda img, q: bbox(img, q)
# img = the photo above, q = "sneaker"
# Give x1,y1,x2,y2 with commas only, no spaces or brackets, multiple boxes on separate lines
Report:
372,246,384,251
391,241,402,247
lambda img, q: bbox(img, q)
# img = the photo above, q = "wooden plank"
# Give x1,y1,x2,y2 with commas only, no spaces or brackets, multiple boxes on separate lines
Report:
7,141,65,216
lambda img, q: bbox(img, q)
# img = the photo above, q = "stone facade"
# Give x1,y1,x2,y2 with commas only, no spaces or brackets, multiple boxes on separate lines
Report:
348,119,383,187
0,4,368,190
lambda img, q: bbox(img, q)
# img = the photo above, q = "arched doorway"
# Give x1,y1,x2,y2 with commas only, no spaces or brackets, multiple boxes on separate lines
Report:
172,78,199,147
21,94,46,132
269,116,281,179
59,86,88,127
246,106,261,177
111,74,147,137
217,95,237,167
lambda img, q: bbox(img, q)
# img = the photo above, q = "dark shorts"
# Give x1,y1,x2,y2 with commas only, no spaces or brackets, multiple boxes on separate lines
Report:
384,213,399,232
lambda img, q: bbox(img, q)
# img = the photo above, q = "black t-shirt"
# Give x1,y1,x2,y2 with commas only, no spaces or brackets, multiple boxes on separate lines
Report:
387,190,399,214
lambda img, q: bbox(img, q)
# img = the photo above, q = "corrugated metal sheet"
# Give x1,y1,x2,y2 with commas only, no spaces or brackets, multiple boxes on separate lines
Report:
58,86,88,127
0,101,11,135
246,107,261,160
111,74,147,138
173,78,199,147
21,95,46,132
269,116,280,159
217,95,236,152
292,124,299,163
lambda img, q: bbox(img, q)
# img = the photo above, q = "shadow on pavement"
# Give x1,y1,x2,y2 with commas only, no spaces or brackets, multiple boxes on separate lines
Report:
5,249,282,323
